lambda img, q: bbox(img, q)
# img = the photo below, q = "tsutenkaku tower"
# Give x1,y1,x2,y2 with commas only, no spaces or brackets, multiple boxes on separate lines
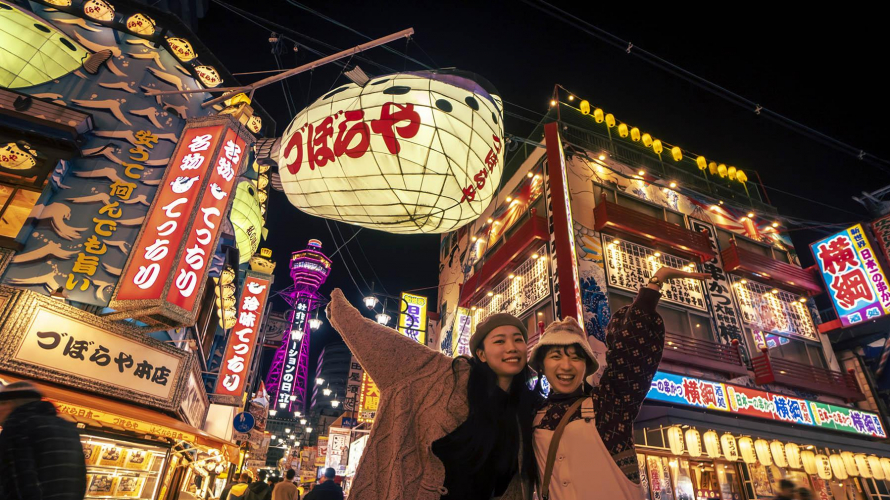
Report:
266,239,332,413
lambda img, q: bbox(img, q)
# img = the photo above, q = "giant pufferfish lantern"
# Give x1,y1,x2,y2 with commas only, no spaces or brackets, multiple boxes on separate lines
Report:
277,69,504,234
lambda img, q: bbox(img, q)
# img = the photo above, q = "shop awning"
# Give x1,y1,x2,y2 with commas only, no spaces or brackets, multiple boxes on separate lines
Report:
0,373,238,460
637,404,890,456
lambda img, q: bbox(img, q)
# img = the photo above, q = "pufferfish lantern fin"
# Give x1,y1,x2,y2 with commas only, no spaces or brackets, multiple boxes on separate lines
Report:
344,65,371,87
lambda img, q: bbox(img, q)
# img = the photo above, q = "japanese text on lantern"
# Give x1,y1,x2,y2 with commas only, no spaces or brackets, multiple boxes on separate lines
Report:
66,130,157,293
166,129,246,311
812,224,890,327
398,293,427,345
214,275,271,397
115,125,225,302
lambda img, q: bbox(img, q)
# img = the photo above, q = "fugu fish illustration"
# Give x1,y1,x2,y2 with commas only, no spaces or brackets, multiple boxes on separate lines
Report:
0,142,37,170
210,183,227,200
171,176,199,193
247,281,267,295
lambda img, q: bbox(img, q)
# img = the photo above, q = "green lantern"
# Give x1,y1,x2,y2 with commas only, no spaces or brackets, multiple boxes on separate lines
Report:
230,182,263,264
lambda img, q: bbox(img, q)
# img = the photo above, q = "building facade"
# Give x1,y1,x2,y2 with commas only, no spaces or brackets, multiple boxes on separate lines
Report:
437,102,890,499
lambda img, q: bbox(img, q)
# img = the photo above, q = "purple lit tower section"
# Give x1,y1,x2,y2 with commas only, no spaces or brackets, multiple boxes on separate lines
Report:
266,239,332,413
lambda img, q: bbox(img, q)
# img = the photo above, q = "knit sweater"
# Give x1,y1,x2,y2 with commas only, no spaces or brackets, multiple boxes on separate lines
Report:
534,287,665,483
327,288,530,500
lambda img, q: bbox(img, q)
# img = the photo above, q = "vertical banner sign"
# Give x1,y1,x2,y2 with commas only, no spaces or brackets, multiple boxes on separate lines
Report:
543,122,583,326
398,292,427,344
325,427,352,477
214,273,272,398
871,214,890,265
690,219,746,352
274,299,310,411
110,116,253,327
316,436,329,467
451,307,472,356
811,223,890,327
344,355,363,412
357,372,380,424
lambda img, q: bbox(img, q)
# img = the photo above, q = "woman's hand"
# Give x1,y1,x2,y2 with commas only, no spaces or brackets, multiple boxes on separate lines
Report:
648,266,710,290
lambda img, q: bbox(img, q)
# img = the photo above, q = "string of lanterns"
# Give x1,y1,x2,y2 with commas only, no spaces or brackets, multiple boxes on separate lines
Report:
665,426,890,481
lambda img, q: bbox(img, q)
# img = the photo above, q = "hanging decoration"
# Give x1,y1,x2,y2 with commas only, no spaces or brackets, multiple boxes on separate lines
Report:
82,0,114,21
855,454,873,478
829,454,848,480
125,13,155,35
167,37,197,62
230,182,264,264
770,441,787,468
720,433,739,462
841,451,859,476
277,69,505,235
880,458,890,480
869,456,885,480
754,439,772,466
816,454,833,480
667,426,684,456
195,66,222,88
738,437,756,464
784,443,801,469
703,431,721,459
684,429,702,458
801,450,817,474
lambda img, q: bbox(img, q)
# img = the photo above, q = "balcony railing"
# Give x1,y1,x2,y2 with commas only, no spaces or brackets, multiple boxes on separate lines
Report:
661,332,748,377
751,349,865,402
593,195,715,262
721,240,823,296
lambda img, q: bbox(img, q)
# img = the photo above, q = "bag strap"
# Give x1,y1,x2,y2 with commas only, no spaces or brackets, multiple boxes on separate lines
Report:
540,396,588,500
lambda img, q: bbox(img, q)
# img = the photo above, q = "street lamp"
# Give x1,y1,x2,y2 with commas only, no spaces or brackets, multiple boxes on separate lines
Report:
376,311,391,326
300,419,307,425
363,295,379,309
285,428,291,434
306,427,313,434
309,317,322,330
291,328,304,341
289,395,297,402
316,377,325,386
269,410,277,416
323,387,332,397
331,398,341,408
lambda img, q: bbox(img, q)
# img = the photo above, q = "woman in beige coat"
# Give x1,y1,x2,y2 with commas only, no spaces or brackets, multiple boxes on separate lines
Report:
527,267,708,500
326,288,537,500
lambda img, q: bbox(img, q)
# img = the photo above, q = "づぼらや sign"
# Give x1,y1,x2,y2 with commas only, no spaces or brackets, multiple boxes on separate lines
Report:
277,69,504,234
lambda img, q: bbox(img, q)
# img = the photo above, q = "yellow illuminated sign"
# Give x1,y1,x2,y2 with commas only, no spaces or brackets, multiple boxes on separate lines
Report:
398,292,427,345
50,399,196,443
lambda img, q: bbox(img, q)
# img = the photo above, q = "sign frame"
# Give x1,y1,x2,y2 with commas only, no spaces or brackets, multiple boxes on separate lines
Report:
0,285,194,412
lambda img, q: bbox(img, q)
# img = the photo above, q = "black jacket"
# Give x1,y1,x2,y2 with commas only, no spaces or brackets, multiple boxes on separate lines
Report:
303,480,344,500
246,481,271,500
0,401,87,500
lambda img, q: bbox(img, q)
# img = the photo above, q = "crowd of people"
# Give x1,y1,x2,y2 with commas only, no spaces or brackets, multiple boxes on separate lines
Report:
218,467,343,500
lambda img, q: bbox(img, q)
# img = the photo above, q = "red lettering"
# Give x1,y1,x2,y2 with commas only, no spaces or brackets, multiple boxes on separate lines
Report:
334,110,371,159
371,102,421,154
474,171,487,190
284,129,304,175
309,117,335,169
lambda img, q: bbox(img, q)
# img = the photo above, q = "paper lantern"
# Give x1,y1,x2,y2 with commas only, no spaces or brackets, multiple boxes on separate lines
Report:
695,155,707,170
770,441,787,468
167,37,197,62
754,439,772,466
685,429,702,458
727,166,737,180
671,146,682,162
83,0,113,21
126,13,155,35
641,133,653,148
708,161,718,175
855,454,872,478
880,457,890,480
617,123,629,138
246,115,263,134
605,113,616,128
652,139,663,155
841,452,859,476
703,431,720,458
593,108,604,123
230,182,264,264
720,433,739,461
44,0,72,5
717,164,728,178
579,100,590,115
218,307,236,329
869,456,885,480
801,450,817,474
277,69,505,235
738,437,756,464
736,170,748,183
830,454,848,480
667,426,684,455
195,66,222,88
816,454,832,480
785,443,801,469
0,142,37,170
630,127,641,142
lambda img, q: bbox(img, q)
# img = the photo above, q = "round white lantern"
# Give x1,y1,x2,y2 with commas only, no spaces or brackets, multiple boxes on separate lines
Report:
739,437,757,464
667,426,684,455
278,69,505,234
770,441,787,468
685,429,702,458
869,456,885,480
880,458,890,480
785,443,801,469
841,451,859,476
830,455,848,480
855,454,872,478
816,454,833,480
801,450,817,474
703,430,721,459
230,182,264,263
754,439,772,466
721,433,739,461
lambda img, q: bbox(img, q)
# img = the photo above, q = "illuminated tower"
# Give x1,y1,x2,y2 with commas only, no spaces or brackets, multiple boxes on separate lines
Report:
266,239,332,413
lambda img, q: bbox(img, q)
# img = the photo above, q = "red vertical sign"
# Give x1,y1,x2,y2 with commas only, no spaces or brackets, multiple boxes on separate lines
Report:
167,128,247,311
115,124,225,302
214,273,272,397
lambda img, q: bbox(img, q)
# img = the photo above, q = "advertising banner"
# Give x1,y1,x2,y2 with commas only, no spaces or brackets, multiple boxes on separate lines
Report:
325,427,351,477
398,292,428,345
357,372,380,424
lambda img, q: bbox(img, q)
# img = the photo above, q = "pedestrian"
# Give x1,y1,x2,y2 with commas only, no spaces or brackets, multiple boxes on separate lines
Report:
220,473,249,500
528,267,709,500
796,486,813,500
225,472,253,500
264,475,276,500
272,470,299,500
327,288,538,499
303,468,343,500
246,470,271,500
0,381,87,500
775,479,796,500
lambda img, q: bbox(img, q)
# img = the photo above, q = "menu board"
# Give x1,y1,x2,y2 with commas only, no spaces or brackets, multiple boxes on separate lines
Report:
603,237,706,311
80,435,166,500
730,276,817,341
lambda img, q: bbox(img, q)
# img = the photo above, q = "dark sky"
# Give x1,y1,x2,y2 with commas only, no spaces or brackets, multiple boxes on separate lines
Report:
196,1,890,368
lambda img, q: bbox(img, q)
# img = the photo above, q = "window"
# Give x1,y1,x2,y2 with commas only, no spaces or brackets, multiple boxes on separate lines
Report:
0,184,40,239
608,292,714,341
753,329,827,367
524,301,554,348
614,191,686,227
717,228,792,263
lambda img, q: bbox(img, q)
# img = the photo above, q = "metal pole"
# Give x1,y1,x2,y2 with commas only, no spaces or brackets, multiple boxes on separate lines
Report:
201,28,414,109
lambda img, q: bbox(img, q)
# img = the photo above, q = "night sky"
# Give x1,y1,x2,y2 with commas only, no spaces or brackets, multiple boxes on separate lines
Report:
195,1,890,369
